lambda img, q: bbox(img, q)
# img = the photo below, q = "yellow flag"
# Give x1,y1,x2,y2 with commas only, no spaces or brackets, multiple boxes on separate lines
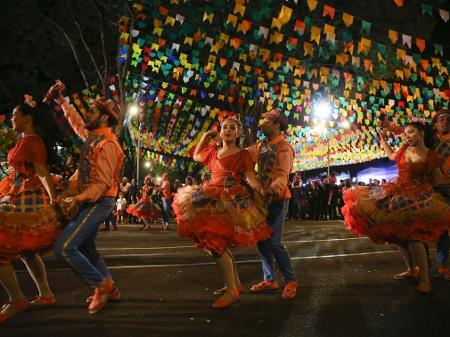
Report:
270,31,284,44
310,26,321,45
307,0,318,11
165,16,176,26
203,12,214,24
342,12,353,27
234,3,245,16
304,42,314,56
226,14,238,27
388,30,398,44
396,48,406,60
278,5,293,25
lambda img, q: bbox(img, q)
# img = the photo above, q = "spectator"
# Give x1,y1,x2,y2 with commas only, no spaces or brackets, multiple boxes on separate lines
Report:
115,192,128,229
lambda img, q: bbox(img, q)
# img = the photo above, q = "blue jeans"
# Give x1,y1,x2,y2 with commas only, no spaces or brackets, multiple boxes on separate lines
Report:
162,198,171,225
435,188,450,266
54,197,114,287
257,199,296,283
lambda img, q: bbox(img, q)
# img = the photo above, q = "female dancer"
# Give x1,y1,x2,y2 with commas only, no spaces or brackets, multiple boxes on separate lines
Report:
172,116,272,308
0,96,61,322
126,175,161,230
342,121,450,293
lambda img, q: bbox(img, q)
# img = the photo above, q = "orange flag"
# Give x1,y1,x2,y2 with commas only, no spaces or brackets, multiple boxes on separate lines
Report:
388,30,398,44
415,38,425,52
322,4,335,19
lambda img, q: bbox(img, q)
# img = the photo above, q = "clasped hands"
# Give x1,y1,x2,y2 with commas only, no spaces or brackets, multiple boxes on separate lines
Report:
55,195,80,218
43,79,66,103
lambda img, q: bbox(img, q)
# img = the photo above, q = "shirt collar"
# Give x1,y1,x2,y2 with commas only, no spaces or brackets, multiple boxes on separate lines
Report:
91,127,113,136
268,134,285,145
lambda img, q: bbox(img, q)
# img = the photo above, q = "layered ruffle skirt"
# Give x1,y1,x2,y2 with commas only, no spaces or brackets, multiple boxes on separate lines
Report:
172,184,272,254
342,183,450,245
126,197,161,220
0,182,61,265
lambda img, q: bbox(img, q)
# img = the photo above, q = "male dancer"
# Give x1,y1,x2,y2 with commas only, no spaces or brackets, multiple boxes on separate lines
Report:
431,108,450,279
161,173,171,231
46,80,124,313
247,109,298,299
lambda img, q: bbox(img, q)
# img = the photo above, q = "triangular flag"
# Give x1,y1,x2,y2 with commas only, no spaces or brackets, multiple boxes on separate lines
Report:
415,38,425,52
439,9,449,22
402,34,412,49
307,0,318,12
394,0,404,7
322,4,335,19
342,12,353,27
388,30,398,44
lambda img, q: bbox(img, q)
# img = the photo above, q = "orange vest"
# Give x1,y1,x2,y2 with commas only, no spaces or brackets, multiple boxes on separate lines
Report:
78,128,124,198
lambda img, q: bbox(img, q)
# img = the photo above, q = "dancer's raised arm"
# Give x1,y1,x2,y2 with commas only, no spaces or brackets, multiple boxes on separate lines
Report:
45,80,89,141
193,130,218,162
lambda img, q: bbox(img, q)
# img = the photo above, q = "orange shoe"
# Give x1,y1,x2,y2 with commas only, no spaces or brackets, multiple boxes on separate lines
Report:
29,295,56,309
281,281,298,300
250,280,279,293
393,269,419,280
88,279,114,314
416,281,431,294
0,298,30,323
85,286,121,303
438,267,450,280
212,289,240,309
213,284,244,295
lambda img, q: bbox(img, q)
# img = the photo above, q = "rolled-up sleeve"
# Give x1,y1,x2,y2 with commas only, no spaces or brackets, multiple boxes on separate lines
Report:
77,142,118,203
61,100,89,141
270,144,294,197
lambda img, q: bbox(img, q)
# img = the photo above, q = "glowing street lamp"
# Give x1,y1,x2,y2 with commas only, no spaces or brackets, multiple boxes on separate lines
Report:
127,104,139,116
145,161,151,169
128,103,141,184
313,101,332,120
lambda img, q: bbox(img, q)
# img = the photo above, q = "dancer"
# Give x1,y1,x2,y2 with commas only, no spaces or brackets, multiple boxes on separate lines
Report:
247,110,298,300
46,80,124,314
126,175,161,230
385,109,450,279
160,173,171,231
0,96,61,322
172,116,271,308
432,109,450,279
342,121,450,293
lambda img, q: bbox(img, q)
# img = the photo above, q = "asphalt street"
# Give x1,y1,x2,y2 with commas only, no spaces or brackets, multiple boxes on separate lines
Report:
1,220,449,337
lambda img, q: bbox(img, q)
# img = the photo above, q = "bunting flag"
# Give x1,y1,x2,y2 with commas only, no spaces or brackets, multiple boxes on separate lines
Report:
116,0,449,171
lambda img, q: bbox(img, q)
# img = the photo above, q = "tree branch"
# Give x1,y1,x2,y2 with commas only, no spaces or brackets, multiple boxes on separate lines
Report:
31,1,90,90
70,3,105,94
115,0,136,138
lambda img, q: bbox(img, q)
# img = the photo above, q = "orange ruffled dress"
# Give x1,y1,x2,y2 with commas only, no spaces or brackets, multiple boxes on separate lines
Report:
126,185,161,220
172,144,272,254
342,145,450,245
0,135,61,265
